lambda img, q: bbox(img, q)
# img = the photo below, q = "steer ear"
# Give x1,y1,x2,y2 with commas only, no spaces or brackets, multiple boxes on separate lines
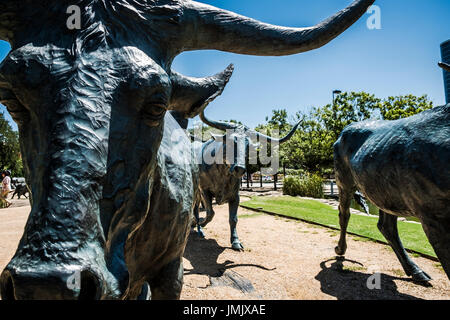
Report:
168,64,234,119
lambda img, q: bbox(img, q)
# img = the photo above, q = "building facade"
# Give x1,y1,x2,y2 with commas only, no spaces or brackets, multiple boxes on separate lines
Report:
441,40,450,104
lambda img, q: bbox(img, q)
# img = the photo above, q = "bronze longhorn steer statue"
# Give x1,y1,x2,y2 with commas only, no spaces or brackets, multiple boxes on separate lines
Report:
0,0,375,299
334,103,450,283
193,112,300,250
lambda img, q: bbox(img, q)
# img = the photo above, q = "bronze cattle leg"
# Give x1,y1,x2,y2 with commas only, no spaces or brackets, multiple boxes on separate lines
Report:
377,211,431,282
420,214,450,280
192,203,205,238
199,192,215,228
149,258,184,300
194,192,215,238
229,195,244,251
335,185,354,256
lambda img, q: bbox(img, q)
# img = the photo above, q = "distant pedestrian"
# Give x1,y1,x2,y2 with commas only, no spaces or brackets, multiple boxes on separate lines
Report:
1,170,12,208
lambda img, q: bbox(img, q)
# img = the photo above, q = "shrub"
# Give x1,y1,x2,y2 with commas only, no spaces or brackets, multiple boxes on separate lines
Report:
284,168,306,176
319,167,334,179
283,173,324,198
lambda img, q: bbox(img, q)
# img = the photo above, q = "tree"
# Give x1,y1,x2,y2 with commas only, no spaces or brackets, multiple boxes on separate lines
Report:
279,92,380,173
269,92,434,174
192,93,434,176
256,109,294,177
188,119,243,141
377,94,433,120
0,112,23,176
320,91,381,143
282,111,334,172
265,109,289,133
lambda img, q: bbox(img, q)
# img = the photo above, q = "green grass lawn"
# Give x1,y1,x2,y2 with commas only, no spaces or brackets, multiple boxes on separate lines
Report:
241,196,436,258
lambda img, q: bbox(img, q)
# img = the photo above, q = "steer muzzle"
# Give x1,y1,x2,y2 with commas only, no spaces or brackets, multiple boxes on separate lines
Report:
0,266,103,300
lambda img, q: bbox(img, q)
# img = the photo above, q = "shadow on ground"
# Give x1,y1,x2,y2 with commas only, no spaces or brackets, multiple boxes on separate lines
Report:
183,232,275,278
315,256,422,300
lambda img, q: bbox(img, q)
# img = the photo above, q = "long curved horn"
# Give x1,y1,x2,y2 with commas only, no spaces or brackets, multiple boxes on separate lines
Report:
179,0,375,56
168,64,233,129
254,121,301,144
200,111,239,131
169,64,234,118
439,62,450,72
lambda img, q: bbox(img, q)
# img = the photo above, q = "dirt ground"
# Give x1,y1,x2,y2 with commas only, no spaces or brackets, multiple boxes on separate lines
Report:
0,198,30,275
0,197,449,300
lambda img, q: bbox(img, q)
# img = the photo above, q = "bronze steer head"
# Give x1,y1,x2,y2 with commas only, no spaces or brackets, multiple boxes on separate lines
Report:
0,0,375,299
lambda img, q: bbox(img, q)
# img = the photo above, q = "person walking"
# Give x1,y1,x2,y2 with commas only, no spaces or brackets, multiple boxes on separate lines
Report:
1,170,12,208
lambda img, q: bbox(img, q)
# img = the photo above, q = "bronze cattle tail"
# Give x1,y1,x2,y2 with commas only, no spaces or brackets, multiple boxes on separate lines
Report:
334,104,450,282
192,112,300,250
0,0,375,299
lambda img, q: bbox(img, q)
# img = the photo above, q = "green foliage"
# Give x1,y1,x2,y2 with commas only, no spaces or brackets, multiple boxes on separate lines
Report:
281,112,335,172
377,94,433,120
320,91,380,142
188,122,223,141
188,119,244,141
319,167,334,178
265,109,289,133
282,174,324,198
284,168,306,176
196,93,434,176
0,112,23,177
255,109,294,174
256,92,435,174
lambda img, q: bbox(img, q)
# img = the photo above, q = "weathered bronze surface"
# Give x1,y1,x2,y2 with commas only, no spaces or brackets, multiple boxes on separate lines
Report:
0,0,375,299
334,103,450,282
193,112,300,250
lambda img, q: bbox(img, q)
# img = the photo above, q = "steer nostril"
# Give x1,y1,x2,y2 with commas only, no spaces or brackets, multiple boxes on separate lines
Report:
0,272,16,300
78,270,102,300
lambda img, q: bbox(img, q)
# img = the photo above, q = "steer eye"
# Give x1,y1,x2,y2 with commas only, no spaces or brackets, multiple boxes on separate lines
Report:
149,104,166,116
141,103,167,127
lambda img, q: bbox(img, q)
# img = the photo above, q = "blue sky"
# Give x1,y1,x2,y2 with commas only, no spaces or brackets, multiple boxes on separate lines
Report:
1,0,449,130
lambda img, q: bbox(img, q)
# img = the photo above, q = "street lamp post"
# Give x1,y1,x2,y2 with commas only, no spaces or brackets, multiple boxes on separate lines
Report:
331,89,342,127
332,89,342,106
330,89,341,196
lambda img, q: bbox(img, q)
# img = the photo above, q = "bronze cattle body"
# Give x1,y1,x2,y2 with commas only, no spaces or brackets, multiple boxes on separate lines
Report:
0,0,375,299
334,104,450,282
193,112,300,250
0,64,233,299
